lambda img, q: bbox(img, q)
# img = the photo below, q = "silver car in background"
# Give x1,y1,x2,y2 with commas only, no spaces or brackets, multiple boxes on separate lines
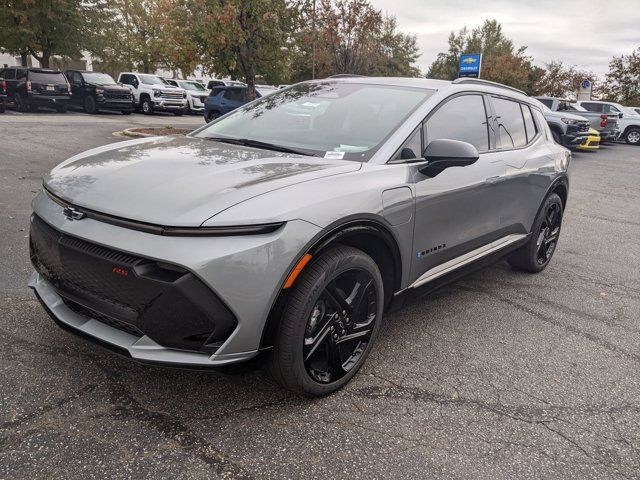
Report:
29,77,570,396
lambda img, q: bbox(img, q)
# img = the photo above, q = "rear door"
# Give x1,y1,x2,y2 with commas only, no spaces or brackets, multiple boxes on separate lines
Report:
495,98,556,235
410,93,506,284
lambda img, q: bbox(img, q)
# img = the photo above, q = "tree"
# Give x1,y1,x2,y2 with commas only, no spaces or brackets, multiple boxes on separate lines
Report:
0,0,96,68
195,0,298,98
426,19,538,94
600,49,640,105
533,60,595,99
289,0,420,82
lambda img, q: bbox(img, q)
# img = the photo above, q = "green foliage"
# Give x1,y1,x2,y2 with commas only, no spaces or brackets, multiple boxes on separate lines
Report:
426,19,537,93
0,0,98,67
533,60,595,99
600,49,640,105
289,0,420,82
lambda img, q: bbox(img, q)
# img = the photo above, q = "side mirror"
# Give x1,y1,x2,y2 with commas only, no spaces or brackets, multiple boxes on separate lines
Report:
420,139,479,177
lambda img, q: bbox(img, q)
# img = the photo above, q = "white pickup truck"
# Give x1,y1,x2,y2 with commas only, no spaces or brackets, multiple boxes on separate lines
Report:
117,72,187,115
575,100,640,145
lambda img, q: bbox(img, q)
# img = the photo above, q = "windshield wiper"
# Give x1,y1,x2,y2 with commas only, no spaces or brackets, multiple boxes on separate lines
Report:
206,137,318,157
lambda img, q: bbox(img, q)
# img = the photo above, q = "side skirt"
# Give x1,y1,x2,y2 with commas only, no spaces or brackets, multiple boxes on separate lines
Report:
389,233,530,312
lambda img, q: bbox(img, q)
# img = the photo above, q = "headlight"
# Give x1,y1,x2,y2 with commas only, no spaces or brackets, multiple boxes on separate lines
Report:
153,89,161,97
561,118,579,125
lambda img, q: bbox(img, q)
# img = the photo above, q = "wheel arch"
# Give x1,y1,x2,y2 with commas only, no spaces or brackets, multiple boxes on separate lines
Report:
259,217,404,350
622,124,640,137
530,175,569,231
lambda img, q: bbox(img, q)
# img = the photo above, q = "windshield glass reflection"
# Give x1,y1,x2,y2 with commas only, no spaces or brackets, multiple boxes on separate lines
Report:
193,82,435,161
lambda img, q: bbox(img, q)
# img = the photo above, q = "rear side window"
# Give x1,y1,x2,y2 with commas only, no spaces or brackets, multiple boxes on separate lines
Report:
537,98,553,109
424,94,489,152
223,88,244,101
522,105,537,143
119,74,134,85
532,108,552,142
3,69,16,80
30,72,66,83
493,97,527,149
581,102,603,113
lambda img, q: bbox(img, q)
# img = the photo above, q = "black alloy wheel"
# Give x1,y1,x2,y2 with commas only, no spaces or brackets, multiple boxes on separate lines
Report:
535,202,561,266
303,268,378,384
508,193,563,273
269,245,384,396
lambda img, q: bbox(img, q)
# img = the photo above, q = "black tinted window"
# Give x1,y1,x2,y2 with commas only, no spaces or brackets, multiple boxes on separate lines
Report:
538,98,553,108
17,69,27,79
581,102,603,113
30,72,66,83
522,105,537,142
223,88,244,101
493,97,527,148
424,94,489,151
119,74,133,85
3,69,15,79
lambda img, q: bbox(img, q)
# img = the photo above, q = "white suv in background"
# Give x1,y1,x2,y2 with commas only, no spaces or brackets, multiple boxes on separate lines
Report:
164,79,209,114
117,72,187,115
576,100,640,145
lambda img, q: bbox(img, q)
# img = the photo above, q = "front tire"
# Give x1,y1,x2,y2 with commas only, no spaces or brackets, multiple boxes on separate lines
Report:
508,193,563,273
269,245,384,397
205,111,221,123
624,128,640,145
141,97,153,115
14,95,29,112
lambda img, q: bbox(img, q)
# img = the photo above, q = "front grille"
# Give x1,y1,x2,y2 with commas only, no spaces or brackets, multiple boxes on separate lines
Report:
64,298,144,337
159,91,183,100
105,92,130,100
30,214,236,352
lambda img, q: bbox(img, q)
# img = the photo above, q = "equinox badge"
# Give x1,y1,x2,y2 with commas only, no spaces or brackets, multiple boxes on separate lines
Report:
63,206,86,221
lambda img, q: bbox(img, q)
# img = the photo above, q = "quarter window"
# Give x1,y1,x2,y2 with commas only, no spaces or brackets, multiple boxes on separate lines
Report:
522,104,537,143
223,89,245,101
424,94,489,152
493,97,527,149
3,69,16,80
393,127,422,160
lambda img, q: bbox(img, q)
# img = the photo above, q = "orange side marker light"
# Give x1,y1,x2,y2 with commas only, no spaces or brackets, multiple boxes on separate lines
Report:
283,253,312,289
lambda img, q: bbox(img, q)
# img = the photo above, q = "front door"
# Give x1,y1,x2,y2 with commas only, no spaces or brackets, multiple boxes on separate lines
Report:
410,93,506,285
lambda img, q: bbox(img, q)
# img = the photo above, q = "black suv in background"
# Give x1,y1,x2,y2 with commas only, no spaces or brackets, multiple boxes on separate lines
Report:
0,75,6,113
0,67,71,112
65,70,134,114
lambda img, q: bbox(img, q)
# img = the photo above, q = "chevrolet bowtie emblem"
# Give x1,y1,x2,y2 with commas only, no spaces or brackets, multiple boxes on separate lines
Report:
63,206,86,220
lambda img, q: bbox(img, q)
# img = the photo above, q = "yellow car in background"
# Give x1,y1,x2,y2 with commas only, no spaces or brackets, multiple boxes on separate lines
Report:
577,128,600,151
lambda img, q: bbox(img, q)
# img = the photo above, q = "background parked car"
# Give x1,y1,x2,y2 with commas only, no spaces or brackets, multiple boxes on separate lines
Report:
164,78,209,114
577,128,600,151
0,67,71,113
532,98,590,149
65,70,134,114
204,79,246,90
0,75,6,113
203,86,261,122
256,84,279,97
576,100,640,145
536,96,620,143
117,72,187,115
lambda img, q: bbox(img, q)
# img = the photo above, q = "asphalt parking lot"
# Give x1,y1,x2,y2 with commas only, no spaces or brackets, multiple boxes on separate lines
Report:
1,112,639,479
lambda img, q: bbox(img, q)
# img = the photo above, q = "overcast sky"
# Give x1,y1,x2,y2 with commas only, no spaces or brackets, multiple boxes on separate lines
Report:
369,0,640,77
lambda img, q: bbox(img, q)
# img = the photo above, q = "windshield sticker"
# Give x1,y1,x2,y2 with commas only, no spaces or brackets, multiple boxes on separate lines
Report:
324,151,345,159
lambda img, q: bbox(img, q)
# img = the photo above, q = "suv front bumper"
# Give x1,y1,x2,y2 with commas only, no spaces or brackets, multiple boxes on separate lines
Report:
29,191,321,366
152,99,187,111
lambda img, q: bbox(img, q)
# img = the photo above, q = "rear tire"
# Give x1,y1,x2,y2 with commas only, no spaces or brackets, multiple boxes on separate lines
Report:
0,100,5,113
205,111,221,122
269,245,384,397
14,95,29,112
624,128,640,145
83,96,97,114
508,193,563,273
121,110,132,115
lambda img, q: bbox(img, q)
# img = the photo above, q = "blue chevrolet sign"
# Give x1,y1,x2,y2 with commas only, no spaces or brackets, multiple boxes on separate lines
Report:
459,53,482,78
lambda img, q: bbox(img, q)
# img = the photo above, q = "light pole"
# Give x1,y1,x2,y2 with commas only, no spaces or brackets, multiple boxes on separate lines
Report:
312,0,316,80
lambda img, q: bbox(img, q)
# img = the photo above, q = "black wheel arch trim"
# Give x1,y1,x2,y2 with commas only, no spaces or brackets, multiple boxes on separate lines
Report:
531,174,569,232
259,215,404,350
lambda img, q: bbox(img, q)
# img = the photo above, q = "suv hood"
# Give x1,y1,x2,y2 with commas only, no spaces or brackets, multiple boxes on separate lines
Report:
44,136,361,226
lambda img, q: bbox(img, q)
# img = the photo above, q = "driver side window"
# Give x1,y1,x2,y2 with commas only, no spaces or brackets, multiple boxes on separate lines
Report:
423,94,490,152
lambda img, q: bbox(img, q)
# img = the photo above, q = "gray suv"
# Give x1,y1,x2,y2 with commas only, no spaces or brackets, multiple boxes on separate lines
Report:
29,77,570,396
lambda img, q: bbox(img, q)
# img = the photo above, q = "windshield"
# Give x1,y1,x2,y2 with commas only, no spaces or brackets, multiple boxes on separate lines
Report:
139,74,168,85
82,73,116,85
179,81,205,91
193,82,434,161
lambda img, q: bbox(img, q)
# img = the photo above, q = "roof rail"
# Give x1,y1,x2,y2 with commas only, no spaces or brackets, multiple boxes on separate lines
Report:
452,78,527,96
328,74,367,78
